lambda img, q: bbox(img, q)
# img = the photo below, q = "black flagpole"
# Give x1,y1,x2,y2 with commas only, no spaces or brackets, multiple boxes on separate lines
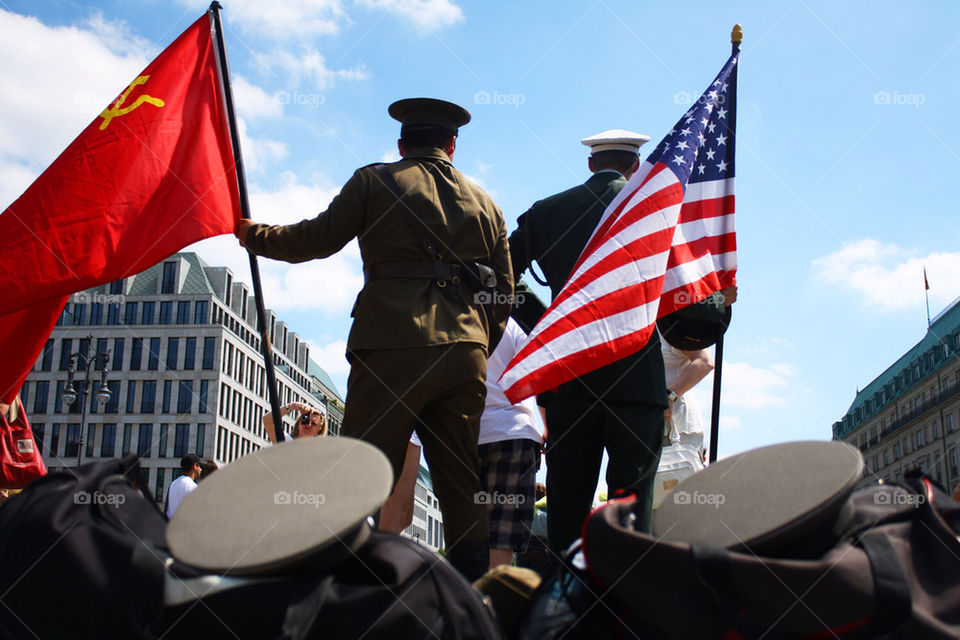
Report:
209,2,285,445
708,24,741,465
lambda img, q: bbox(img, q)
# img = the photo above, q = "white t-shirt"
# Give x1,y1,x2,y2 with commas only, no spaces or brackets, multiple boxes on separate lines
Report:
478,318,542,446
660,340,705,451
166,474,198,518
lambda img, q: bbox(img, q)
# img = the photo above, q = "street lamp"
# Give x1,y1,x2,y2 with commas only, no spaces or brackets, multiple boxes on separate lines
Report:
61,335,112,467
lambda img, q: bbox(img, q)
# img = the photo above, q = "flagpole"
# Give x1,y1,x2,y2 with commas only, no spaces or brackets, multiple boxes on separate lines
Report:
209,2,285,445
708,24,741,465
924,267,931,327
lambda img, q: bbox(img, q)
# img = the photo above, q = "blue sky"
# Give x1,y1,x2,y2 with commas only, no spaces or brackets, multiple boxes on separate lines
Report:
2,1,959,462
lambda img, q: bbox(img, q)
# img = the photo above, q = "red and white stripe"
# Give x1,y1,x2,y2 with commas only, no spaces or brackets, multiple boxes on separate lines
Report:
501,160,736,403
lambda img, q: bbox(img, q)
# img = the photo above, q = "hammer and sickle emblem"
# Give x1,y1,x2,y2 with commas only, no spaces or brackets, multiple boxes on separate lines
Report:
99,75,165,131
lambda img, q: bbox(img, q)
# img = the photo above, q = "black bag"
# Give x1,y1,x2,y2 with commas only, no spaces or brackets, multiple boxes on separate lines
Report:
522,475,960,639
0,456,502,640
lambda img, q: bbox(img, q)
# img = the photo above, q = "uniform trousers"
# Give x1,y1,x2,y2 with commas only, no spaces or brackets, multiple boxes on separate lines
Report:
342,342,490,548
545,399,664,556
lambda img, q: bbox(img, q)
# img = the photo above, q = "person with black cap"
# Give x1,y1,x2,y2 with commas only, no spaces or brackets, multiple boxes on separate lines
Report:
508,129,669,556
166,453,203,518
236,98,513,580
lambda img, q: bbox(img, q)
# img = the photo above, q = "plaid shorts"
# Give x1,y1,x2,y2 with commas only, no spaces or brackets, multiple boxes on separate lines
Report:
478,438,541,551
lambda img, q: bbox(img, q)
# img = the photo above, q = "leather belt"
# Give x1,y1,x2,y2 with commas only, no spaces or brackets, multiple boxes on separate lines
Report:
364,261,463,287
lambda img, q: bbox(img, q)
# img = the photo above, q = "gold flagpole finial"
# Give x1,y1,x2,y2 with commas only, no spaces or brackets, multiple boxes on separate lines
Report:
731,24,743,44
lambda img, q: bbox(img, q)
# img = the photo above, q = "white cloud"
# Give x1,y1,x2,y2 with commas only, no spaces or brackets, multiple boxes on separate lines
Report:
0,9,148,177
237,118,288,172
356,0,464,32
177,0,347,39
813,238,960,312
253,46,367,89
381,149,401,163
233,76,284,120
188,172,363,315
83,10,155,57
721,361,795,411
305,339,350,376
721,415,742,431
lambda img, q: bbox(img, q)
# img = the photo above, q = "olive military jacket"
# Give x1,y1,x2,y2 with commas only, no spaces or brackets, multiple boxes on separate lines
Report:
245,148,513,354
509,171,667,407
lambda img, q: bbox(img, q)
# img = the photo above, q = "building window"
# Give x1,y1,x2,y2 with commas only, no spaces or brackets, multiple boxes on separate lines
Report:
947,414,955,433
177,301,191,324
40,340,54,371
202,337,216,370
104,381,120,413
194,301,209,324
178,381,193,414
130,338,143,370
148,338,161,370
162,381,172,413
183,337,196,370
126,381,137,413
174,424,190,457
155,468,166,503
161,262,177,294
59,339,73,371
86,424,95,458
137,424,153,457
141,301,155,325
196,424,205,457
166,338,179,370
159,423,169,458
90,303,103,325
32,381,49,414
124,302,138,325
122,424,133,456
112,338,125,371
141,380,156,414
159,301,173,325
107,303,120,325
198,380,209,414
50,424,61,457
72,305,85,326
101,424,116,458
64,424,80,457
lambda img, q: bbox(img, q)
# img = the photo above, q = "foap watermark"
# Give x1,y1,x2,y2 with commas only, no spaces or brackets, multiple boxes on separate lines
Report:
474,490,525,505
873,90,925,109
274,490,326,508
672,290,725,306
74,490,126,507
278,91,326,108
75,291,125,305
672,490,725,508
673,90,727,106
473,90,526,108
874,490,925,507
473,291,525,306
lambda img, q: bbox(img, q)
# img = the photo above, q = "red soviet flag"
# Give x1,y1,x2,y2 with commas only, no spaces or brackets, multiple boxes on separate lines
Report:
0,11,241,402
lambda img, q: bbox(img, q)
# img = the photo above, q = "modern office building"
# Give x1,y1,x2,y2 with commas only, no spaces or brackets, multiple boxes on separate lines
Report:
832,299,960,490
403,463,445,552
19,252,344,504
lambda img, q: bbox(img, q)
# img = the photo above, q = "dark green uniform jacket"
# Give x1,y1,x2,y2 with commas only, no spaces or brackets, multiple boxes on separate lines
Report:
509,170,667,407
245,147,513,354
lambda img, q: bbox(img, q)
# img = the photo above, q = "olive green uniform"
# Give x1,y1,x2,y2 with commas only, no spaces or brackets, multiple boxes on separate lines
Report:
245,147,513,564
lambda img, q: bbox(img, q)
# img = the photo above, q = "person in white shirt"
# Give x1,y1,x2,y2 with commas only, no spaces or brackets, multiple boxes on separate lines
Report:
166,453,203,518
262,402,327,443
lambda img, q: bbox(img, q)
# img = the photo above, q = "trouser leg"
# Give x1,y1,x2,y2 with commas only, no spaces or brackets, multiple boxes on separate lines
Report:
414,343,490,580
603,403,664,533
544,400,603,557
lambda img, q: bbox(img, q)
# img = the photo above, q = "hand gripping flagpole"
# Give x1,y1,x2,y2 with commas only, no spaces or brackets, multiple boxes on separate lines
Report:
209,2,286,445
708,24,741,465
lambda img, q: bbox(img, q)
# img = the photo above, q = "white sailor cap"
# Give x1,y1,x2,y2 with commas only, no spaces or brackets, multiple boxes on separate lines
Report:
581,129,650,155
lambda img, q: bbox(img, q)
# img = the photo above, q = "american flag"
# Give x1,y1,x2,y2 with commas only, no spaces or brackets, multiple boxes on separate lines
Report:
501,51,739,404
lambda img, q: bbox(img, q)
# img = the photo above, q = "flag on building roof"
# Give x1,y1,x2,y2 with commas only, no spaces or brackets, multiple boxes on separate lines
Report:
502,49,740,403
0,10,241,403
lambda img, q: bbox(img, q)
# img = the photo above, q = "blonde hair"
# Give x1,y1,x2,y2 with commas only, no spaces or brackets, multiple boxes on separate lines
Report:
292,411,327,438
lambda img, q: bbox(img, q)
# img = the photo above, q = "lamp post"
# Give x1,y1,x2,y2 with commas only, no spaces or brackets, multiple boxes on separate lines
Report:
61,335,112,467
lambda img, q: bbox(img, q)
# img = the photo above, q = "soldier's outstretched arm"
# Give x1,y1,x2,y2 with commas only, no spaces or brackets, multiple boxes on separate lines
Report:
236,170,367,263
